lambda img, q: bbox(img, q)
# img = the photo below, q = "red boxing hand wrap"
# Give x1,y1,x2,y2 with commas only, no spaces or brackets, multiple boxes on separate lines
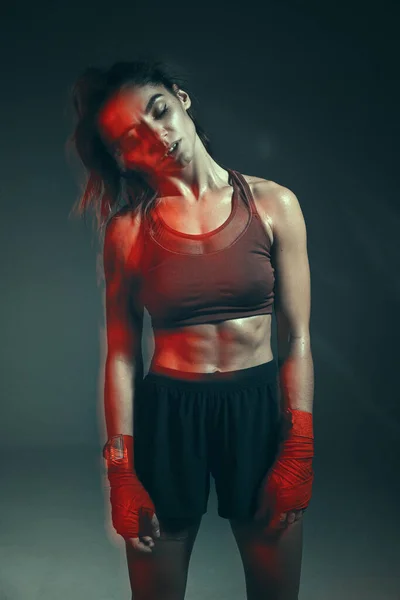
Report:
256,409,314,526
279,407,314,440
103,434,155,539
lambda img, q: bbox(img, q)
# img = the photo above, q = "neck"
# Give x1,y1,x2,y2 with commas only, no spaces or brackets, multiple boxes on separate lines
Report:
146,135,230,205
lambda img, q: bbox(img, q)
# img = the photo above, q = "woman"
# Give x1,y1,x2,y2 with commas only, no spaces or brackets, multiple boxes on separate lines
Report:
69,60,315,600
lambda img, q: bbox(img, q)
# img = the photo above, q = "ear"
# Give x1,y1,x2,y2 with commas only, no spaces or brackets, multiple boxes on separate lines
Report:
173,84,191,110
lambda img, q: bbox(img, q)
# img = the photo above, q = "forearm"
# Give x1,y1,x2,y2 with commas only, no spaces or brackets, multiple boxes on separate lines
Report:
277,336,314,415
104,355,140,438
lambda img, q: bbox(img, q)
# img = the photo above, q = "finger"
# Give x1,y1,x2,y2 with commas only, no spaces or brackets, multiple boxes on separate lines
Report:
268,514,286,530
128,537,153,554
151,514,161,538
142,536,155,548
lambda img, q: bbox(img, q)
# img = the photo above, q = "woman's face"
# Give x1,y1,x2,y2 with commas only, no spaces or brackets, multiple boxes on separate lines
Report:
97,83,195,176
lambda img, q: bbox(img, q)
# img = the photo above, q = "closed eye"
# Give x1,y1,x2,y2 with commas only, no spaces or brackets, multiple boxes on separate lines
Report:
154,104,168,118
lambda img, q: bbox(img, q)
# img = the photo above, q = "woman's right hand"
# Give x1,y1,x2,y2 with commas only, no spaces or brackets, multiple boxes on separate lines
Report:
109,476,161,553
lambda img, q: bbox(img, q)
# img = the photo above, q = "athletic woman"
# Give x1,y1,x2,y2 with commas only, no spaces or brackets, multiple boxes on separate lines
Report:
70,60,314,600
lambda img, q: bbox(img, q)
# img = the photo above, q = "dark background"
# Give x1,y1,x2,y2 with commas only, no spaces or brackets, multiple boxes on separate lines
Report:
1,1,399,599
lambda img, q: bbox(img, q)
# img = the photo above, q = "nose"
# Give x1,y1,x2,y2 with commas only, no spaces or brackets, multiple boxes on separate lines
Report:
139,119,168,150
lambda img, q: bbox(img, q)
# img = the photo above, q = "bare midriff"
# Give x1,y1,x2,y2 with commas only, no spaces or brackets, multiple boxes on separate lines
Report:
150,313,273,375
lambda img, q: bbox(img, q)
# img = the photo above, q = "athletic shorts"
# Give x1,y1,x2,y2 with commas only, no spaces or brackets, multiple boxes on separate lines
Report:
133,359,281,521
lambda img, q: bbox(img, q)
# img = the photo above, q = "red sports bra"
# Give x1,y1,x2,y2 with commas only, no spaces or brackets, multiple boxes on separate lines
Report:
135,168,275,330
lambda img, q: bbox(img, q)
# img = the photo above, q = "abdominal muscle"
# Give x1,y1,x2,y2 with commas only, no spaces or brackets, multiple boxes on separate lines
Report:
150,313,273,375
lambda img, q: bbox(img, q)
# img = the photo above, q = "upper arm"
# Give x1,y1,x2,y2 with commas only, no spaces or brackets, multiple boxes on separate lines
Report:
269,185,311,340
103,212,144,361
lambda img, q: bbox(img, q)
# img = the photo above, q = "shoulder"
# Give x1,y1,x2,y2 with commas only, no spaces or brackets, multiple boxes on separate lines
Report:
241,173,299,213
105,205,142,233
103,205,143,272
241,174,304,246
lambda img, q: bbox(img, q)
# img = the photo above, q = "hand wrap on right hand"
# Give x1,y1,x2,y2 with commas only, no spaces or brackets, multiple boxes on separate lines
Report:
103,434,155,539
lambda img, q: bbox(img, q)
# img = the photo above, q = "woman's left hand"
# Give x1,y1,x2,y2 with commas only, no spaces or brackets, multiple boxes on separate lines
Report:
254,455,313,530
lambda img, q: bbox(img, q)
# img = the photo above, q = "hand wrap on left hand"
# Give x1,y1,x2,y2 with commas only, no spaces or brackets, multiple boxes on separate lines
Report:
255,408,314,526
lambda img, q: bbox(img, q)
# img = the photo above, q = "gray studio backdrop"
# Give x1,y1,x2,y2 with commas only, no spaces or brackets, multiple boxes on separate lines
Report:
1,1,398,453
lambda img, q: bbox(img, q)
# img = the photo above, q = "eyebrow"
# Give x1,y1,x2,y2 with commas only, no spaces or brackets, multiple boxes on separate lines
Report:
112,93,164,145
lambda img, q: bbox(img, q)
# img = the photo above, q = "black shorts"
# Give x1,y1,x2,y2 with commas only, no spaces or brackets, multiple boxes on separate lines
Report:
133,359,281,521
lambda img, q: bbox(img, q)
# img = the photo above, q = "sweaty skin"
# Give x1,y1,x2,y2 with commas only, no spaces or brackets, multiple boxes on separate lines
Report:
97,85,284,374
99,84,311,552
140,174,277,375
150,175,275,374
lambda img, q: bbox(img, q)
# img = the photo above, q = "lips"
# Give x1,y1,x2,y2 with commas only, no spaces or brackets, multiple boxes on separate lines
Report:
163,140,180,159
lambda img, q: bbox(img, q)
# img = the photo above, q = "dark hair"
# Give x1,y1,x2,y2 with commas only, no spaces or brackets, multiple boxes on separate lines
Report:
67,59,213,237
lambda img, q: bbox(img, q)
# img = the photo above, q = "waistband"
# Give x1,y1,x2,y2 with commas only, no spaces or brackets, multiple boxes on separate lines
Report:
144,359,278,392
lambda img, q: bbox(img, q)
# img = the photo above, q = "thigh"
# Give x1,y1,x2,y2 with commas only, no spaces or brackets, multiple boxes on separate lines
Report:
125,516,202,600
229,517,303,600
